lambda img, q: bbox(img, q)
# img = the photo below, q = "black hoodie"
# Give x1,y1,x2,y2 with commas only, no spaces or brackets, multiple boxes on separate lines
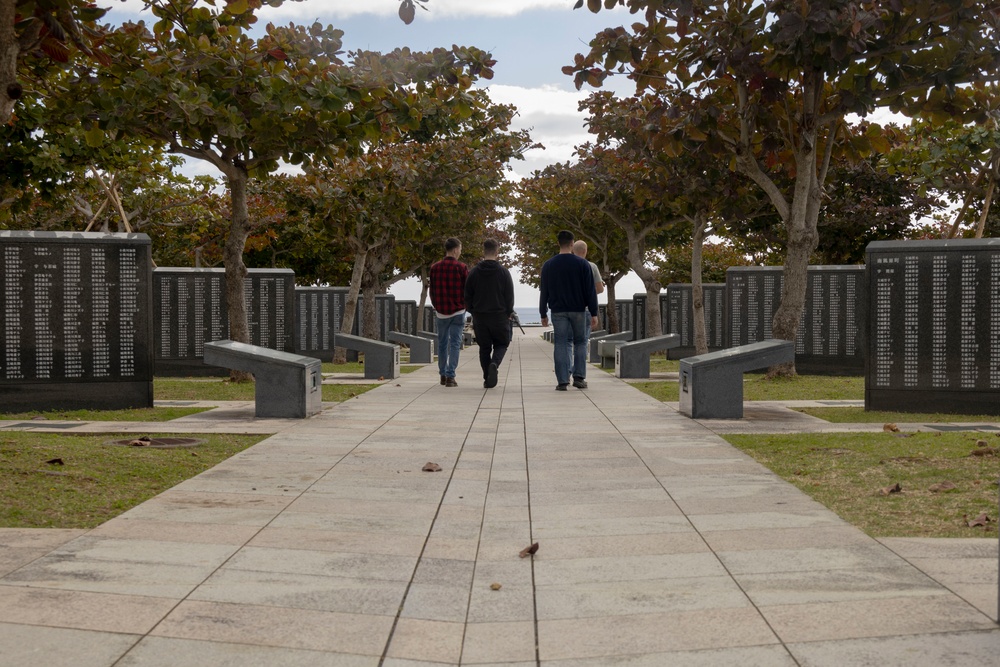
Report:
464,259,515,316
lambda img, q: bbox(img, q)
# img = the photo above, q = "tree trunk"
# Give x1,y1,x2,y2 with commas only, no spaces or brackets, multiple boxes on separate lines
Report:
224,172,252,382
0,0,19,127
691,214,708,355
624,228,662,337
605,276,620,333
417,266,430,331
975,161,997,238
335,246,367,364
360,280,378,340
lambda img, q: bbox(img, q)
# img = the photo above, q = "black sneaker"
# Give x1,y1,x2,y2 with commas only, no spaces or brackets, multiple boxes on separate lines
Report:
572,378,588,389
555,383,568,391
440,375,446,385
485,362,498,388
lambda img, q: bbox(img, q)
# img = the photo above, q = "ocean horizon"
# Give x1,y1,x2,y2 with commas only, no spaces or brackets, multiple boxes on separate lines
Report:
513,307,542,325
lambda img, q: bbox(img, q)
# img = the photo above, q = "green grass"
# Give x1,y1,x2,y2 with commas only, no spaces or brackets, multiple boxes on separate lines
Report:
632,374,865,403
0,432,266,528
154,379,378,402
0,407,207,422
724,431,1000,538
798,407,1000,423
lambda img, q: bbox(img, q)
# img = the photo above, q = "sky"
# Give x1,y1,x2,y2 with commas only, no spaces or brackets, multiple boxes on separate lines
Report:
102,0,652,307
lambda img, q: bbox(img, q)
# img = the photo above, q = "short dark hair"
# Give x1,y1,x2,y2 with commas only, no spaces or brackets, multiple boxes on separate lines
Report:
445,237,461,252
483,238,499,254
557,230,574,247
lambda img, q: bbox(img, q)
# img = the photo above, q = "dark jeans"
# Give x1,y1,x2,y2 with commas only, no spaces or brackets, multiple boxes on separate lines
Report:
471,312,510,378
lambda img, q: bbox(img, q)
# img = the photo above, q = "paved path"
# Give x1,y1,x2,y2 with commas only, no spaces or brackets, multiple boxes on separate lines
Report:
1,332,998,665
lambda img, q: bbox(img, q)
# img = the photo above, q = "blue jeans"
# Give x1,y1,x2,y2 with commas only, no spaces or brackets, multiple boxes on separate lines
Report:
436,313,465,378
552,311,588,386
568,313,592,377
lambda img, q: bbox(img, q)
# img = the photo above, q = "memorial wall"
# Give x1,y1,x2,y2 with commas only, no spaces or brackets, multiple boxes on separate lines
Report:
661,283,727,359
632,293,647,341
153,268,295,375
0,231,153,410
295,287,348,361
395,300,417,335
866,239,1000,415
725,265,865,374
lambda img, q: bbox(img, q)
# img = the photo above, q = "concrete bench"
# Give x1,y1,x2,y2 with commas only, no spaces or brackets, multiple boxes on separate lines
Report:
615,334,681,379
335,333,400,380
387,331,433,364
678,340,796,419
203,340,322,419
415,330,437,343
543,330,553,343
591,330,630,364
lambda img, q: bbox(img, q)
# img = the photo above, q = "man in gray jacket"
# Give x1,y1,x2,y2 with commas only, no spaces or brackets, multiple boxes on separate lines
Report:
464,238,515,389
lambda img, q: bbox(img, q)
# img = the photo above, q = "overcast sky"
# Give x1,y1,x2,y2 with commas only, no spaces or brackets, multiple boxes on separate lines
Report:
105,0,650,307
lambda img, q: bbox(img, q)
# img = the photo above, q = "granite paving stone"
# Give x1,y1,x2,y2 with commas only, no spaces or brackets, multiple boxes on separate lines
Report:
1,330,997,665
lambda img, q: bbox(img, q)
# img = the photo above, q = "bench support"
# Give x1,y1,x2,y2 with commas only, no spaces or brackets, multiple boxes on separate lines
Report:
204,340,323,419
679,340,795,419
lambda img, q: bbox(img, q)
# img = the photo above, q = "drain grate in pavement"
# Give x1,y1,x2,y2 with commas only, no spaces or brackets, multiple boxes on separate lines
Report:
107,437,205,448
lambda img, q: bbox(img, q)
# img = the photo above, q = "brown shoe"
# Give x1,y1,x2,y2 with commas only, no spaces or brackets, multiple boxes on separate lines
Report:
445,377,458,387
440,375,446,385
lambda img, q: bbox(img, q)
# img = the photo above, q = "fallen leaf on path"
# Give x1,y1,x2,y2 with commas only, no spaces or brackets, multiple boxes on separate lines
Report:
490,582,502,591
883,423,899,432
877,483,902,496
928,481,957,493
519,542,539,558
422,462,442,472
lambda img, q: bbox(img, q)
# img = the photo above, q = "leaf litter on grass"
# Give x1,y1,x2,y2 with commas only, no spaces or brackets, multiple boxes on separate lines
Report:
724,430,1000,538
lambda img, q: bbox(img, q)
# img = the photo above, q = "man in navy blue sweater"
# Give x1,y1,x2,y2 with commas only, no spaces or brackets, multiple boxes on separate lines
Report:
539,230,599,391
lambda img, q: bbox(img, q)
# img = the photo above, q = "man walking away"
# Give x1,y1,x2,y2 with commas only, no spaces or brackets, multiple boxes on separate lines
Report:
429,237,468,387
569,240,604,378
465,238,515,389
539,230,599,391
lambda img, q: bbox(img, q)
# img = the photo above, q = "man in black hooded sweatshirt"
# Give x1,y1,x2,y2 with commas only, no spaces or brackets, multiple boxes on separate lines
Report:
464,238,515,389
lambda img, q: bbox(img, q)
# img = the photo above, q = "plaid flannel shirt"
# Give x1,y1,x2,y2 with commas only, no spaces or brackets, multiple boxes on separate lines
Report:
429,256,469,316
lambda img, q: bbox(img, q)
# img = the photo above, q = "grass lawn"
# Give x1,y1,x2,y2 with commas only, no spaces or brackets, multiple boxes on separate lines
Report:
0,407,207,422
631,373,865,403
797,407,1000,423
724,431,1000,538
155,379,378,402
0,432,266,528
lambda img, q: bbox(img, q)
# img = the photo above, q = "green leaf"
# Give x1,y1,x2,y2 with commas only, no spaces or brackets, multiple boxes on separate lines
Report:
84,127,104,148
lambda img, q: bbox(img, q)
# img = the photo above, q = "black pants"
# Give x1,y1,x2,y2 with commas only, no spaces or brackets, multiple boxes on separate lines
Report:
471,312,510,378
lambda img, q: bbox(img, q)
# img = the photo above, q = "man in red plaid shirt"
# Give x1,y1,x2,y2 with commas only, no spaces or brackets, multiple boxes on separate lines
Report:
429,237,469,386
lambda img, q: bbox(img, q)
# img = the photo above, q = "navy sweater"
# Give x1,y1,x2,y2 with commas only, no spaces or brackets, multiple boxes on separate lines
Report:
539,253,598,319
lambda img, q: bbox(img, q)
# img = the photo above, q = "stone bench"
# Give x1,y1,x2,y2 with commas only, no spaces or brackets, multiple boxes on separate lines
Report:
543,330,553,343
598,332,634,369
591,330,630,364
387,331,433,364
335,333,400,380
615,334,681,379
678,340,796,419
203,340,322,419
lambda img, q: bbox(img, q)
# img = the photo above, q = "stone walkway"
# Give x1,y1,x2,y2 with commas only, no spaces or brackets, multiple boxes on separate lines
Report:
0,332,997,665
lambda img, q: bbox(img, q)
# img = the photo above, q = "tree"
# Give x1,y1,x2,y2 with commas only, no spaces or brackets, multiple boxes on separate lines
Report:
1,0,109,125
886,92,1000,239
297,101,530,347
570,0,1000,374
73,0,496,378
513,160,632,332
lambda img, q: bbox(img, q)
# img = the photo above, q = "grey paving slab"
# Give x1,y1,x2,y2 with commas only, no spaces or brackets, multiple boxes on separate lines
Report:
0,623,139,667
2,331,999,665
787,629,1000,666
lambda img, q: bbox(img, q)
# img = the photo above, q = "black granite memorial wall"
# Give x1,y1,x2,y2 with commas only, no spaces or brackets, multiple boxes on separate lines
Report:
154,268,295,375
294,287,342,362
661,283,727,359
0,231,153,410
356,294,396,342
422,306,438,333
598,304,608,331
395,300,417,335
632,293,647,340
615,300,633,336
866,239,1000,415
725,265,865,374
